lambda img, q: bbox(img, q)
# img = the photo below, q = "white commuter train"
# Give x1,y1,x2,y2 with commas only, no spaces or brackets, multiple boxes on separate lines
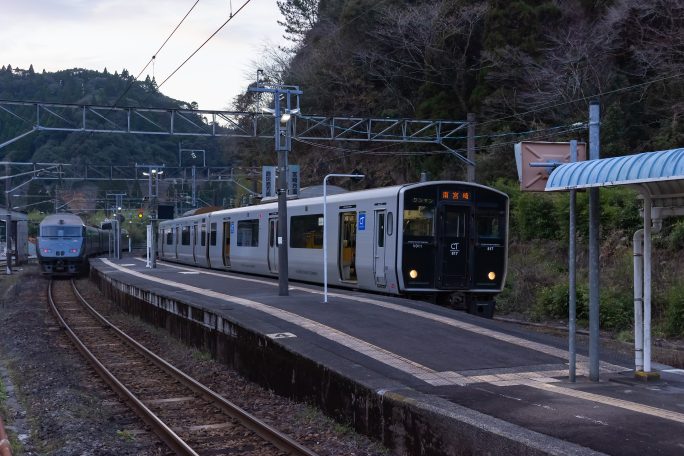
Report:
157,181,509,316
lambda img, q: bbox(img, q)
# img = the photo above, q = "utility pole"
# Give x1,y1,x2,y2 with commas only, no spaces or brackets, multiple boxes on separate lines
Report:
588,101,601,381
107,192,126,260
137,164,164,268
4,162,11,275
249,83,302,296
467,113,476,182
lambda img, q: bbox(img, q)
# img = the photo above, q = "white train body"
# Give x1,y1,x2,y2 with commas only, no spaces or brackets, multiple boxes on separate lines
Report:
157,181,508,312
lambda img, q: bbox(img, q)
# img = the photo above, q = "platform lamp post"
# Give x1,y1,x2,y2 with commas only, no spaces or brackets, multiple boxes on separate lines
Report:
323,173,364,303
248,81,302,296
140,164,164,268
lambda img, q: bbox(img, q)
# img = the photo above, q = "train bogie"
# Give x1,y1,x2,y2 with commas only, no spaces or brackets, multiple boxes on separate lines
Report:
158,181,509,317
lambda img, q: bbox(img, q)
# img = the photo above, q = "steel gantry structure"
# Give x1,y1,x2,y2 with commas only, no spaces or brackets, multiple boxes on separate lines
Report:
0,100,473,162
0,97,476,294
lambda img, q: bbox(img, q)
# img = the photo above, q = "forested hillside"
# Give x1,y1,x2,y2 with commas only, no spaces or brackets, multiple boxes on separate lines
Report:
246,0,682,185
0,66,222,166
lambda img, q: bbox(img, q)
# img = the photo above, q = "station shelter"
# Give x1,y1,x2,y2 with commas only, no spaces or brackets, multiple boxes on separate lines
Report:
545,147,684,376
0,208,29,264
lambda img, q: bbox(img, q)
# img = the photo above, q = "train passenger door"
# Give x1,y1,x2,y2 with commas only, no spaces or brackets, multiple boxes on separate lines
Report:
436,204,469,288
268,217,278,273
175,226,179,259
192,223,198,263
339,212,357,282
222,220,231,267
373,210,387,287
200,222,209,267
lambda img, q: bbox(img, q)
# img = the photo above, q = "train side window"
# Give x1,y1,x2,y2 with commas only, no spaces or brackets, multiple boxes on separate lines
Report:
477,214,500,239
237,219,259,247
387,212,393,236
166,231,172,245
210,223,217,246
290,214,323,249
201,223,206,247
181,226,190,245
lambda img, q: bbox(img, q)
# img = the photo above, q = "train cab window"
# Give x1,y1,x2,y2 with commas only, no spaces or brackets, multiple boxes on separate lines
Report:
290,214,323,249
403,188,436,237
477,214,500,239
210,223,217,246
444,210,466,237
237,219,259,247
41,226,82,237
387,212,393,236
403,207,434,237
181,226,190,245
166,231,173,245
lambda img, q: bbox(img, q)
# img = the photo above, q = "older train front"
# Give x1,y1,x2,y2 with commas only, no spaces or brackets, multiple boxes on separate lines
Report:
37,214,90,276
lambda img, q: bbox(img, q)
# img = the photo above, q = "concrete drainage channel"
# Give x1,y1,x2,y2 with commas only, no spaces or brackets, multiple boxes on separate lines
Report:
90,268,602,456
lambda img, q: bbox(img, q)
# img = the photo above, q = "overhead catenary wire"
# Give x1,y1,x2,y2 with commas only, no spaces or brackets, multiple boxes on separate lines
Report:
158,0,254,89
477,71,684,128
296,122,589,164
111,0,202,109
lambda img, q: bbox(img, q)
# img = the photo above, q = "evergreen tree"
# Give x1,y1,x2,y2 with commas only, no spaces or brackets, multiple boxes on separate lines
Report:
277,0,319,45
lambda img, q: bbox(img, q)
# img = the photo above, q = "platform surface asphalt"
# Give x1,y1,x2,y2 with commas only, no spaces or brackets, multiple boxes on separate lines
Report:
93,257,684,455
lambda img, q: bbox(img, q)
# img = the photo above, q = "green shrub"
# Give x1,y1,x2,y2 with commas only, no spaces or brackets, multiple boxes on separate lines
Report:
664,284,684,337
532,283,632,331
599,289,633,331
515,193,562,240
533,283,589,321
665,220,684,250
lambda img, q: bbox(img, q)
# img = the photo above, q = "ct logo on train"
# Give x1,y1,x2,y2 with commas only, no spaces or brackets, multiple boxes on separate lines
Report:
450,242,460,256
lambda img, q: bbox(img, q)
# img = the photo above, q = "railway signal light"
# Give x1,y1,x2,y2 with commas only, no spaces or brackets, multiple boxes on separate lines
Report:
138,210,144,219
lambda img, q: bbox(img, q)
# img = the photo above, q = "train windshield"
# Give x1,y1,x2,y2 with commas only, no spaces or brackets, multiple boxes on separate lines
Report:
403,195,435,237
41,226,82,237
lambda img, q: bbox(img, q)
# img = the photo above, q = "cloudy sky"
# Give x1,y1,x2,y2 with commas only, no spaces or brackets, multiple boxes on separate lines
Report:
1,0,286,110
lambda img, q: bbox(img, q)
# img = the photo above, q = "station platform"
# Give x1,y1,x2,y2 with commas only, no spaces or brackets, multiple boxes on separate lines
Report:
90,257,684,455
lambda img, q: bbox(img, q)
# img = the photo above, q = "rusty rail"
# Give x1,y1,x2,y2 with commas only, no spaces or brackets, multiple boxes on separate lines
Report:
49,279,317,456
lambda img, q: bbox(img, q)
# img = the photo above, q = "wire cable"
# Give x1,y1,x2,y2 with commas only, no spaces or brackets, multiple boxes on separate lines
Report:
158,0,253,89
111,0,202,109
477,71,684,128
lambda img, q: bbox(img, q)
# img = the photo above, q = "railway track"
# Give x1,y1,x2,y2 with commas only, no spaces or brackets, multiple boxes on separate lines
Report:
47,279,318,456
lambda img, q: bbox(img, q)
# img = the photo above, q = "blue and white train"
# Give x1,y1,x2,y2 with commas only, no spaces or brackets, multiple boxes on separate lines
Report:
157,181,509,316
37,213,110,276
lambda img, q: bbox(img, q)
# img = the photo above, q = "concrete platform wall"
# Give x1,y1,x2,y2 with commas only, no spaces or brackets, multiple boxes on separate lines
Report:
90,267,598,456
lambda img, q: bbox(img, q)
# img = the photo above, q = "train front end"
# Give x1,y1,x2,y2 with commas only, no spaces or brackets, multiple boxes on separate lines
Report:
37,218,86,276
398,182,508,316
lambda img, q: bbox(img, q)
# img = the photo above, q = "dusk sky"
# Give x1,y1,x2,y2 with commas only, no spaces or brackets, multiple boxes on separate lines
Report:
1,0,287,110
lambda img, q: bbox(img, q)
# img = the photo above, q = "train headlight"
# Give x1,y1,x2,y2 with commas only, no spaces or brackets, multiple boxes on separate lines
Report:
409,269,419,279
488,271,496,281
42,248,51,254
70,248,78,253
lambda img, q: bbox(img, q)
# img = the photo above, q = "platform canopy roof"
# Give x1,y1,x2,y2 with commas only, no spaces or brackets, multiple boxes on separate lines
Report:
545,148,684,201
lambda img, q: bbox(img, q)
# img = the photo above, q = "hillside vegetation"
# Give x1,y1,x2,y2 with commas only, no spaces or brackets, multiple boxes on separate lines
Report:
1,0,683,335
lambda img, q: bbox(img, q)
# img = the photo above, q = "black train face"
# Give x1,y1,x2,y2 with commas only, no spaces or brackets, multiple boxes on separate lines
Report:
401,184,507,292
